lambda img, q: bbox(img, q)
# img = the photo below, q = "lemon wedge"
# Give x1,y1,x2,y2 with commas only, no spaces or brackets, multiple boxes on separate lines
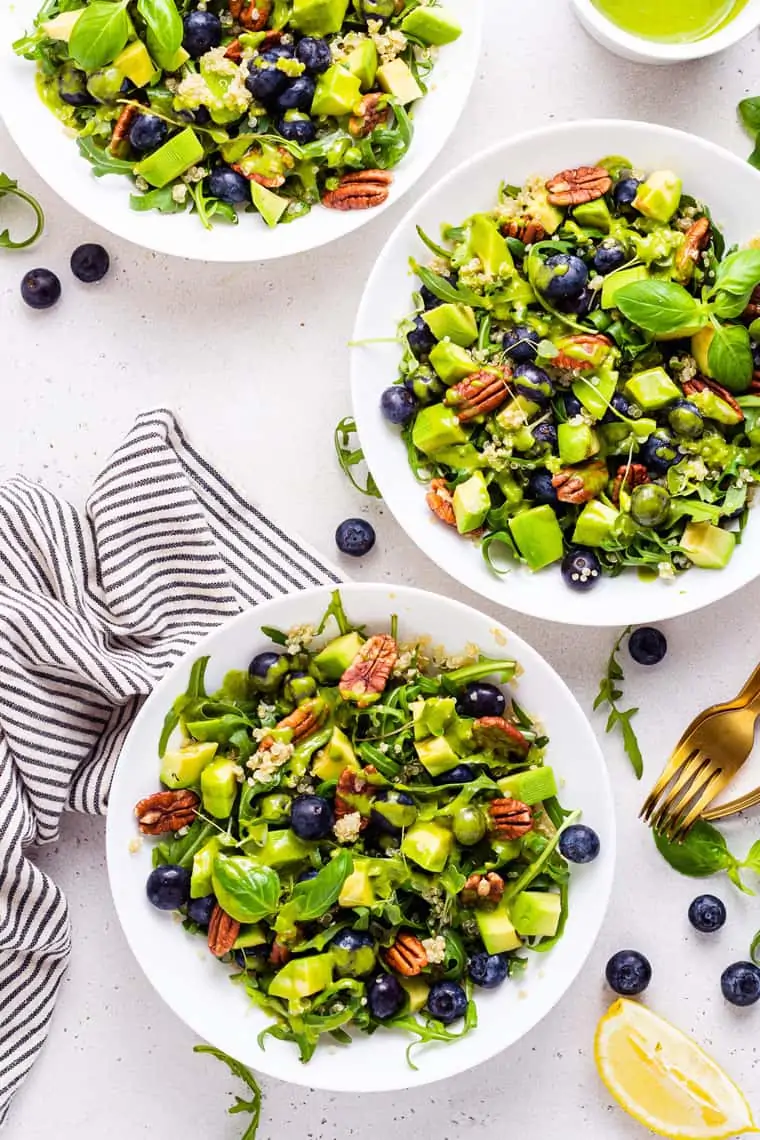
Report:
595,999,758,1140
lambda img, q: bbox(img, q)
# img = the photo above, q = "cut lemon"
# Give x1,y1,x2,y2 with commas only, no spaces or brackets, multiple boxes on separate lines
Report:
595,999,758,1140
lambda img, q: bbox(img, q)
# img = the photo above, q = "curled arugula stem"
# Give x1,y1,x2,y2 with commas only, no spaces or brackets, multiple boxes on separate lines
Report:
0,174,45,249
194,1045,262,1140
593,627,643,779
334,415,381,499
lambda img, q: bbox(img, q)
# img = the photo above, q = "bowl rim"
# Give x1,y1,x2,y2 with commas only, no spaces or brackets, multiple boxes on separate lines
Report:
570,0,760,60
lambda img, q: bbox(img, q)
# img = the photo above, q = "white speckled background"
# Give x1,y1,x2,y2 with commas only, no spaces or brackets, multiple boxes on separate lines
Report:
3,0,760,1134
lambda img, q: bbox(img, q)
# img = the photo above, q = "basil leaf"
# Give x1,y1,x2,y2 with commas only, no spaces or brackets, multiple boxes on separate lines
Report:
707,323,753,393
291,850,353,920
711,289,753,320
749,135,760,173
739,97,760,134
712,248,760,297
69,0,130,69
137,0,182,68
653,819,735,877
614,280,706,336
212,854,280,923
742,838,760,876
751,930,760,967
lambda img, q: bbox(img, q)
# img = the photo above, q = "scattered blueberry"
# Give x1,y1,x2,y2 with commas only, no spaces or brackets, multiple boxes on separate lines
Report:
21,268,61,310
187,894,216,926
468,952,509,989
371,789,416,835
297,869,319,882
59,62,92,106
628,627,667,667
432,763,475,785
559,824,601,864
277,115,316,144
246,62,289,101
527,469,560,508
501,324,539,363
688,894,726,934
613,177,640,211
261,44,295,61
532,421,558,449
602,392,636,423
721,962,760,1007
456,681,506,719
70,243,110,284
335,518,376,557
332,929,376,977
235,946,267,969
558,285,593,317
541,253,588,300
404,369,444,404
290,794,334,840
192,105,212,125
277,75,316,111
563,393,583,418
514,361,553,403
407,314,437,358
146,865,191,911
207,166,249,204
606,949,652,996
381,385,418,425
593,240,627,275
427,980,468,1024
561,547,601,592
295,36,332,73
183,9,222,57
248,650,282,679
368,973,405,1019
128,114,168,153
640,431,680,473
668,399,704,440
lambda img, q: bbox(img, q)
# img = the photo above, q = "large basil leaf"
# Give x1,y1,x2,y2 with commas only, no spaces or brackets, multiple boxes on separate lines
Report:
743,838,760,876
739,97,760,134
653,819,751,893
290,849,353,920
615,280,707,336
713,248,760,296
711,289,753,320
137,0,183,69
707,323,754,393
212,854,280,922
69,0,130,69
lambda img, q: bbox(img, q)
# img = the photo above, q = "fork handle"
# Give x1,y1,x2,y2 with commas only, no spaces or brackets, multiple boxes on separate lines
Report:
703,786,760,821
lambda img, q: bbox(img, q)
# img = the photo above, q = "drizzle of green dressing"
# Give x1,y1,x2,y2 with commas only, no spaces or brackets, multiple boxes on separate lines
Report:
590,0,749,43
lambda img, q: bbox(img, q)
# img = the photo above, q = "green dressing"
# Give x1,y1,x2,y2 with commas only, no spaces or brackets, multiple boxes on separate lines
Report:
590,0,749,43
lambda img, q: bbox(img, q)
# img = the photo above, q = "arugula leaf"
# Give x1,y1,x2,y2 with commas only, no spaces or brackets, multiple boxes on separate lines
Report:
130,186,189,215
69,0,130,69
260,625,288,646
77,137,136,177
593,627,643,778
316,589,354,636
153,819,216,869
333,415,381,498
614,280,707,337
290,850,353,920
0,174,45,249
416,224,451,260
707,323,754,392
411,262,490,309
194,1045,262,1140
654,819,752,894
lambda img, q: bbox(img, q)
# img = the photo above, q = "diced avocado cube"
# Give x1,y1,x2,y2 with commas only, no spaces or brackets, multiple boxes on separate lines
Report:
313,631,364,680
258,794,292,823
601,264,649,310
268,952,334,1000
433,443,486,470
510,891,562,938
634,170,683,224
201,757,239,819
492,278,536,318
245,828,313,867
424,303,478,347
400,4,462,43
312,726,357,780
191,837,221,898
691,327,714,377
453,471,491,534
572,198,611,233
415,735,461,776
572,501,619,547
571,368,617,419
476,900,522,954
496,470,524,507
509,506,564,572
681,522,736,569
412,696,457,740
345,40,378,90
558,422,600,465
400,976,430,1013
250,181,288,227
495,396,540,433
468,214,514,278
134,128,205,189
311,64,362,116
624,367,681,411
232,924,267,950
41,8,84,39
429,342,477,384
160,741,218,789
690,389,743,426
376,58,423,105
291,0,350,35
631,417,657,438
339,865,376,907
411,403,468,455
401,821,453,872
498,767,558,806
523,187,563,235
114,40,157,87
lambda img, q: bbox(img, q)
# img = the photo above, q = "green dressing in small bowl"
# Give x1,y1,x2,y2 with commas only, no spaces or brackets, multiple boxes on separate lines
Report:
590,0,749,43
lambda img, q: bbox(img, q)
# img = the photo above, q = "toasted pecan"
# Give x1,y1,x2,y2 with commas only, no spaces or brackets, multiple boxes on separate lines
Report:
110,104,138,154
229,0,271,29
277,703,322,742
449,368,510,422
744,285,760,322
675,216,711,281
322,170,393,210
488,797,533,839
473,716,531,756
502,218,547,246
135,789,199,835
334,768,372,828
269,940,291,967
339,634,397,704
385,932,428,976
426,478,456,527
552,460,608,505
612,462,649,505
461,871,505,906
224,38,243,61
208,904,240,957
231,154,289,189
546,165,612,207
552,333,612,372
682,376,744,421
348,93,390,138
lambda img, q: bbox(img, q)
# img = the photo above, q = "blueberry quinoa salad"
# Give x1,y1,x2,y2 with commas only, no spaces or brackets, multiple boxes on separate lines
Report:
134,590,596,1062
380,158,760,590
14,0,462,229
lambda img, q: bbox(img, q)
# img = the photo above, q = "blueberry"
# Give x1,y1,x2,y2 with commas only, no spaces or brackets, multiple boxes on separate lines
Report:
501,324,539,363
128,114,168,153
532,421,558,449
628,627,667,666
407,314,437,359
297,869,319,882
514,362,553,403
456,681,506,719
371,790,416,836
558,285,593,317
688,894,726,934
721,962,760,1006
277,75,316,111
668,399,703,440
561,547,602,592
207,166,249,204
381,385,418,425
404,369,444,404
235,946,267,969
640,431,680,474
183,10,222,57
613,177,640,211
59,62,93,106
368,974,405,1020
468,952,509,989
335,518,376,557
248,650,282,679
246,63,289,101
593,240,627,275
605,949,652,996
559,824,601,863
70,243,110,283
192,105,212,125
527,469,559,508
332,929,376,977
296,36,332,73
427,980,468,1024
541,253,588,300
333,929,374,952
146,865,191,911
290,794,334,840
21,268,61,310
432,763,475,785
277,115,316,144
601,392,635,423
187,894,216,926
563,393,583,418
262,44,295,61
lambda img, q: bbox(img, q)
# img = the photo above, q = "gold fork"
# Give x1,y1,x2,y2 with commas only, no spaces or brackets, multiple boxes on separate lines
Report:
640,662,760,841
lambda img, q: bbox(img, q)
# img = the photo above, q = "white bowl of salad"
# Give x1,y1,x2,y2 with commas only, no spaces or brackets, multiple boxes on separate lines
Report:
0,0,481,260
351,119,760,626
106,583,614,1091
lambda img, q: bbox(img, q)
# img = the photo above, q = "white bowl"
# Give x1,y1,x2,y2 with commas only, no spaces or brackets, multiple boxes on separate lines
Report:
0,1,482,261
106,582,614,1092
571,0,760,63
351,119,760,627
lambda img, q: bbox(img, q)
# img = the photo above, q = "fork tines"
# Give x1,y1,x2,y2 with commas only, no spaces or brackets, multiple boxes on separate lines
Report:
640,748,724,841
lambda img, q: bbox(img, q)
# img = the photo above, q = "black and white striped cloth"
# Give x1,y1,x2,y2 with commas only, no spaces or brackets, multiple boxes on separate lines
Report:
0,408,340,1125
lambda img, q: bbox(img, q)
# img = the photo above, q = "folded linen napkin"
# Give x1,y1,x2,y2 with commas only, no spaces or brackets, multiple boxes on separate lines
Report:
0,408,340,1125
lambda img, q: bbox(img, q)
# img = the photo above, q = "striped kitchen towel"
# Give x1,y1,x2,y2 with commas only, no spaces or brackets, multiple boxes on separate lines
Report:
0,408,340,1125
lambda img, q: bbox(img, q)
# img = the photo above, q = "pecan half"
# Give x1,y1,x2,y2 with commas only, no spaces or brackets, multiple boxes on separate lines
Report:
278,702,322,742
502,218,547,246
488,797,533,839
546,165,612,207
426,478,456,527
110,104,138,155
135,789,199,835
683,376,744,421
208,904,240,957
334,768,373,828
385,931,428,976
449,368,510,422
348,93,390,138
322,170,393,211
461,871,505,907
473,716,530,756
743,285,760,322
552,460,609,505
231,154,289,190
224,38,243,61
229,0,271,30
675,216,710,281
612,462,649,505
339,634,398,704
553,333,612,372
269,940,291,967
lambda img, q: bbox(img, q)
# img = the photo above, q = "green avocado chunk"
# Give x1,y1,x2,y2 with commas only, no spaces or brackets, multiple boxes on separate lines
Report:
114,41,156,87
201,757,239,819
134,128,204,189
624,367,680,411
476,900,522,953
376,58,423,105
400,4,462,43
573,198,611,233
415,735,461,776
245,829,313,867
401,821,453,871
191,837,222,898
311,64,362,116
680,521,736,569
339,865,376,907
498,767,558,805
634,170,683,224
453,471,491,534
601,264,649,310
160,741,218,789
468,214,514,278
345,39,378,90
291,0,350,36
495,396,540,433
412,403,468,454
268,953,334,1000
572,500,619,547
313,631,364,679
558,422,600,465
571,368,617,419
509,506,564,571
510,891,562,937
250,181,288,227
424,303,478,346
429,342,478,384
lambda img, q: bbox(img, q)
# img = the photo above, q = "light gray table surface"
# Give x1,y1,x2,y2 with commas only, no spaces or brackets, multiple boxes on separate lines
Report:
3,0,760,1134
